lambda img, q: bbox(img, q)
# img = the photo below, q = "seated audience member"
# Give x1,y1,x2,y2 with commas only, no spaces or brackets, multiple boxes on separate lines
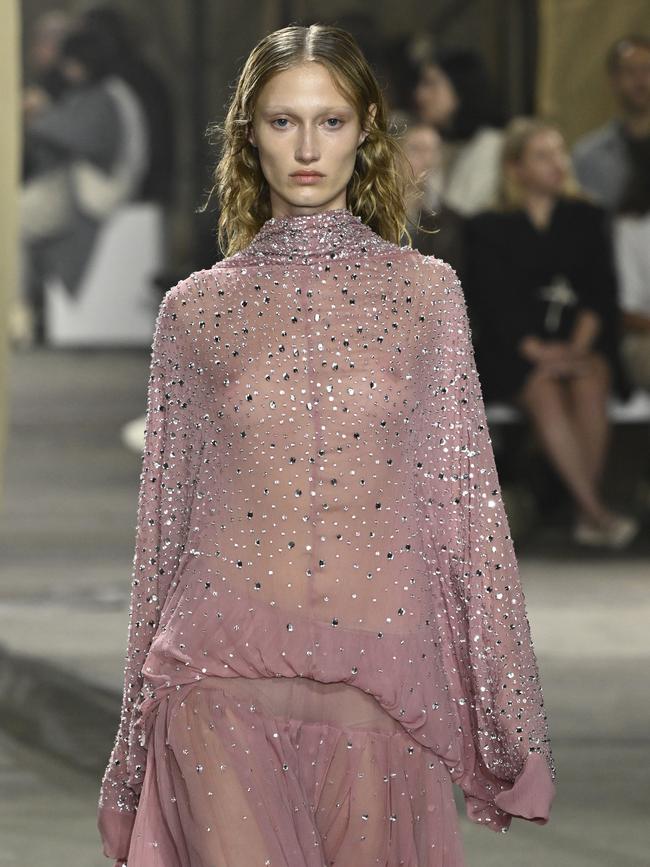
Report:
395,112,466,279
413,49,504,217
81,4,176,205
465,117,637,548
15,24,149,345
573,34,650,211
22,10,72,123
612,152,650,390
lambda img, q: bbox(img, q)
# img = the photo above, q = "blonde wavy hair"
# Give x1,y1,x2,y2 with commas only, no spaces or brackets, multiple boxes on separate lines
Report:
497,116,585,211
198,23,420,257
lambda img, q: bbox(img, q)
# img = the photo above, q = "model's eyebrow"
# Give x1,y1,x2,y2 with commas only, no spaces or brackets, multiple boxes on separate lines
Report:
261,105,354,115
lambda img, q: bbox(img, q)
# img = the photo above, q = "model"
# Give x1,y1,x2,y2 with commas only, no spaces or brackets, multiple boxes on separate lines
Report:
97,23,556,867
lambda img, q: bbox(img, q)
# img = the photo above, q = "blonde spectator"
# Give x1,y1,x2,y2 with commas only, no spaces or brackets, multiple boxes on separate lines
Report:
465,117,637,547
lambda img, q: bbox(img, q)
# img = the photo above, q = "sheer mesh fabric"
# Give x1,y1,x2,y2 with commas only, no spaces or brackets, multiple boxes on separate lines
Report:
97,207,555,863
127,675,465,866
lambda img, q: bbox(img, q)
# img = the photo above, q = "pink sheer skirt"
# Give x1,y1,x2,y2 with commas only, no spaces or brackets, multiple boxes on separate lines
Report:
126,675,466,866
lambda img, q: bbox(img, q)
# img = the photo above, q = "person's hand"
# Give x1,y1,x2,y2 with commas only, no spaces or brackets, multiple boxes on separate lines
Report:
535,340,577,363
521,339,590,378
519,336,578,364
22,85,50,120
518,335,546,363
538,342,594,378
538,357,587,378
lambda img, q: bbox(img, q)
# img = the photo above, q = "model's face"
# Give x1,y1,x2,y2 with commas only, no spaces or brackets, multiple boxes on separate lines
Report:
508,128,570,197
413,64,458,129
402,125,442,187
610,44,650,114
248,62,375,218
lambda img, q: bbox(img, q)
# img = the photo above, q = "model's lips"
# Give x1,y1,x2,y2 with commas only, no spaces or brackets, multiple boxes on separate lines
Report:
290,171,325,186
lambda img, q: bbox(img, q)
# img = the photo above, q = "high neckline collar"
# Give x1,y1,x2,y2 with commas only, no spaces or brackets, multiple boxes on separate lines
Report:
244,206,384,262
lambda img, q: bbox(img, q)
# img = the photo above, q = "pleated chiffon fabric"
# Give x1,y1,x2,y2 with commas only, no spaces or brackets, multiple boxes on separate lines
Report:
127,675,465,866
97,206,556,864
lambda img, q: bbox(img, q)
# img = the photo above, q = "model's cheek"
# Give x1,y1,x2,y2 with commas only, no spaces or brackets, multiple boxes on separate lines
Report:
262,153,286,187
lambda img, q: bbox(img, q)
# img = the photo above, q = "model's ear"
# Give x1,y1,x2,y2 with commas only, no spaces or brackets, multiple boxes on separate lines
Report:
248,122,257,149
359,103,377,145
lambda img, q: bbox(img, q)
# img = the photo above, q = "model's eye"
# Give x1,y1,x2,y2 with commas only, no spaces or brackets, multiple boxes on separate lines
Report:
271,118,342,129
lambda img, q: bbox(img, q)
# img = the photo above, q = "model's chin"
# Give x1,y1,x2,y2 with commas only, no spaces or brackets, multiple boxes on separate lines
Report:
282,183,320,195
283,188,329,207
270,185,348,213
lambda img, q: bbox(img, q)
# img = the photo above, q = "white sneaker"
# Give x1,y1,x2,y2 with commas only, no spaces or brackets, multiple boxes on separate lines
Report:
573,514,640,549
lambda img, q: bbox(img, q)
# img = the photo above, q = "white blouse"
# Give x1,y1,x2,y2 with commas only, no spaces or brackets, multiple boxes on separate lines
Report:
613,213,650,317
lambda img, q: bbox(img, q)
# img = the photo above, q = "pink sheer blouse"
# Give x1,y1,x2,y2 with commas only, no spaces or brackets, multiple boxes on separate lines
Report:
97,206,556,860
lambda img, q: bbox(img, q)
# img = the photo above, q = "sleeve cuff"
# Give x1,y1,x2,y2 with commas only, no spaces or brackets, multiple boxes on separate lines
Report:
493,751,556,823
464,752,556,832
97,804,136,861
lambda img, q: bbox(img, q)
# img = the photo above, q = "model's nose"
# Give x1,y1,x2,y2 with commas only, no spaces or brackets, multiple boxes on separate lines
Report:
295,126,320,163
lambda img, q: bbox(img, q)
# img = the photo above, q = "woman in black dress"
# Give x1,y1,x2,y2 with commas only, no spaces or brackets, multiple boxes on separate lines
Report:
465,117,638,548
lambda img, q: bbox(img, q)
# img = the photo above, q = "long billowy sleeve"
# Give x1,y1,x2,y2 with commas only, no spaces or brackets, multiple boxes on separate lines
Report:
415,256,556,831
97,285,199,859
